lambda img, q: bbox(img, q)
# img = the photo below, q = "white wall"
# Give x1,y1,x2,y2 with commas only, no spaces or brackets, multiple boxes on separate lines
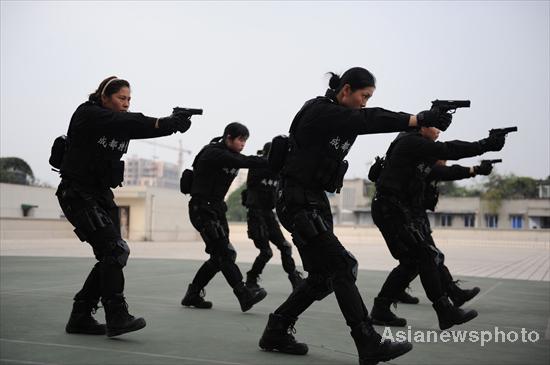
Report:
0,183,63,218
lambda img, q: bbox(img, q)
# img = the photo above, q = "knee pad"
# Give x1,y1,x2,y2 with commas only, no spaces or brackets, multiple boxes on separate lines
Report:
212,243,237,266
101,238,130,268
111,238,130,267
258,247,273,261
303,273,333,301
427,245,445,266
331,250,359,283
277,240,293,256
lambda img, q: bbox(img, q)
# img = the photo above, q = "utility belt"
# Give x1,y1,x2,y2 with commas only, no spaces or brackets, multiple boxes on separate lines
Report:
190,196,227,214
285,157,348,193
374,191,429,246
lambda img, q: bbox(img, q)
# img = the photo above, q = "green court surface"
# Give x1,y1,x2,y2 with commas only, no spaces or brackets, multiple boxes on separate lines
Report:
1,256,548,365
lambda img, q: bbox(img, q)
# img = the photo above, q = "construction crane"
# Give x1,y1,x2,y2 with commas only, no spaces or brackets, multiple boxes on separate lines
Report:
136,140,192,172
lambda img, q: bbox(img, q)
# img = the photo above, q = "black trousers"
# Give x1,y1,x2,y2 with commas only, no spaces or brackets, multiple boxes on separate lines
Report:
272,183,369,329
188,198,243,289
246,208,296,277
56,180,126,303
371,195,449,303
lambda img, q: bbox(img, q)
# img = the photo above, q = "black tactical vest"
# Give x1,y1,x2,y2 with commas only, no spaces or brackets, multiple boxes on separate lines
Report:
282,96,354,193
245,165,278,209
191,141,240,202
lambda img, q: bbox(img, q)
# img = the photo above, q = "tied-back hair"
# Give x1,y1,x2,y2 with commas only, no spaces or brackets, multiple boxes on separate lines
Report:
88,76,130,105
327,67,376,94
223,122,249,140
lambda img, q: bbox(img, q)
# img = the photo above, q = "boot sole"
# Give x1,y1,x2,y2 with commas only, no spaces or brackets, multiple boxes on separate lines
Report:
360,343,413,365
107,319,146,337
440,310,478,330
372,318,407,327
65,326,106,335
259,341,308,355
241,290,267,312
397,299,419,304
181,300,213,309
452,288,481,308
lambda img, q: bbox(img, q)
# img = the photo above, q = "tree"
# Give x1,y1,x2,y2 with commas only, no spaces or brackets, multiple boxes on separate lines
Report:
225,183,247,222
0,157,34,185
481,173,543,213
438,181,482,197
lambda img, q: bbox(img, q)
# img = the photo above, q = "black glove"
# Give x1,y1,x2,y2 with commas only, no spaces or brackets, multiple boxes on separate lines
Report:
478,135,505,152
473,161,493,175
417,110,453,131
158,112,192,134
416,110,453,131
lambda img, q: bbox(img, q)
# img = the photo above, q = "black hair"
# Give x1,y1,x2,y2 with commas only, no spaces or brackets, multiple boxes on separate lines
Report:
327,67,376,93
88,76,130,104
223,122,249,140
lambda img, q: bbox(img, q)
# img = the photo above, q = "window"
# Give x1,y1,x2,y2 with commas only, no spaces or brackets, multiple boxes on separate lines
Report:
440,214,453,227
510,215,523,229
464,214,475,227
485,214,498,228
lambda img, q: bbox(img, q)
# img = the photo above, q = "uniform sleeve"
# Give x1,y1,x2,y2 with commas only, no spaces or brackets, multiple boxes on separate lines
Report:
309,102,411,135
73,103,172,139
428,164,472,182
415,138,484,161
203,148,268,169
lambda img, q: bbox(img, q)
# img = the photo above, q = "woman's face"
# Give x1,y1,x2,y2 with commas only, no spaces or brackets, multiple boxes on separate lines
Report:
226,135,248,153
339,85,375,109
420,127,441,141
102,86,131,112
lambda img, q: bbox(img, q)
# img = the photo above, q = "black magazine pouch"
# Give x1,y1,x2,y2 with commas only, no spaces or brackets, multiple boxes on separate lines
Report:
110,160,125,188
267,135,289,173
49,135,67,169
180,169,194,194
368,156,385,182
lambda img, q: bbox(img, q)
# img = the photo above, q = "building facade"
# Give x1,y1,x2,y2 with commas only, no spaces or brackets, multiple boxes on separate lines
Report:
328,179,550,230
0,183,195,241
123,156,180,190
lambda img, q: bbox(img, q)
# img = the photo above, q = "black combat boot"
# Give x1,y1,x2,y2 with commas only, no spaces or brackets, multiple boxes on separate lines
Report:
233,282,267,312
181,284,213,309
259,313,308,355
288,271,305,290
102,294,146,337
65,300,106,335
448,282,480,308
395,290,419,304
433,296,478,330
245,272,260,290
351,320,412,365
370,297,407,327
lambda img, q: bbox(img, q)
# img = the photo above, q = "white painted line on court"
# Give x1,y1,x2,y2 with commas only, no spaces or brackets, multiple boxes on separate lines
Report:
0,338,246,365
0,271,188,295
0,359,60,365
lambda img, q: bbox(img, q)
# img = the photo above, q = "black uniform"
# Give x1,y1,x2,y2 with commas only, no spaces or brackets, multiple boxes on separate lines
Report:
56,101,180,335
372,132,485,303
259,89,413,353
384,163,479,305
185,139,269,305
243,160,301,288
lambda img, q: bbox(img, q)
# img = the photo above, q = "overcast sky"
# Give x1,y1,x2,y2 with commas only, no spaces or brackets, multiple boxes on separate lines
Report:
1,1,549,186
